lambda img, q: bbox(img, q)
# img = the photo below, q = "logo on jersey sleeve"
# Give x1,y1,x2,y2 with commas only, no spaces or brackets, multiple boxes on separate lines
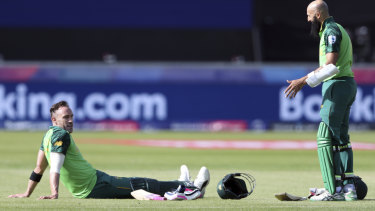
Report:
320,48,324,56
54,141,63,146
328,35,336,44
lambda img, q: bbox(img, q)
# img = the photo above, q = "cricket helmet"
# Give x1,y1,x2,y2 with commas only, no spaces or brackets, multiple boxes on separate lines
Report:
217,173,256,199
353,176,367,200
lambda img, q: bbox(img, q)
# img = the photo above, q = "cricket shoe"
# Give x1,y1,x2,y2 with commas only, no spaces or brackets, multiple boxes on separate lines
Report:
343,184,357,201
184,188,202,200
309,190,345,201
164,185,202,200
309,188,327,197
344,190,357,201
178,165,191,182
193,166,210,198
164,185,187,200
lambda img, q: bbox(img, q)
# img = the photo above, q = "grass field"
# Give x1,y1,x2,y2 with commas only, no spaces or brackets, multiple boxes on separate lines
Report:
1,130,374,210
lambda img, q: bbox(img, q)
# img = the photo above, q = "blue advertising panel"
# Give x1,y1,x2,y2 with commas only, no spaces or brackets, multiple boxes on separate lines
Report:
0,0,252,29
0,82,374,131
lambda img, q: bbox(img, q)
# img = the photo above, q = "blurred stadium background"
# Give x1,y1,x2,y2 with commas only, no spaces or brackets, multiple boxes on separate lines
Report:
0,0,374,132
1,1,375,209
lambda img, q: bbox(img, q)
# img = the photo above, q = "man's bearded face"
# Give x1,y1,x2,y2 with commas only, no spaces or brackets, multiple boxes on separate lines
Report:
310,16,321,39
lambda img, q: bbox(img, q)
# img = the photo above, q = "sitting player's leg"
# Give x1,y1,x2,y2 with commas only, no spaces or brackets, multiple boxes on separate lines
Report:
160,165,210,197
129,165,210,199
86,166,197,199
164,166,210,200
156,164,195,195
86,170,133,198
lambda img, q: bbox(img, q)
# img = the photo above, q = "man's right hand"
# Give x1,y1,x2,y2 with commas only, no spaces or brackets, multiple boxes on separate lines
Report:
284,76,308,99
8,193,29,198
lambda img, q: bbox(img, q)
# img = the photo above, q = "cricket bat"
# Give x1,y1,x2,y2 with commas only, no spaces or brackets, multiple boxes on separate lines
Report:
275,192,307,201
131,189,165,201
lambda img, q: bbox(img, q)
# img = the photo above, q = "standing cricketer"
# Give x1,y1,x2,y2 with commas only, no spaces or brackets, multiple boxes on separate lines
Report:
284,0,357,201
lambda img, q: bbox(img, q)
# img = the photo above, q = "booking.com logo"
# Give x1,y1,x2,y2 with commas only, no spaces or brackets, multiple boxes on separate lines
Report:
0,84,167,121
279,87,375,122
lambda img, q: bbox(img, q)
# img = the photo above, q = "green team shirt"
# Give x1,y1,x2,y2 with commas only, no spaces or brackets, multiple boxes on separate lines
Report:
319,17,354,80
40,126,97,198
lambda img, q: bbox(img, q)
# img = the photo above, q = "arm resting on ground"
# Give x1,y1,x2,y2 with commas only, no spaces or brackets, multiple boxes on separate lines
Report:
8,150,48,198
39,152,65,199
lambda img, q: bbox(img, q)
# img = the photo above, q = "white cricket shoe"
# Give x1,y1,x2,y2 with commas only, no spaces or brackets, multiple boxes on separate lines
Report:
178,165,191,182
309,189,345,201
193,166,210,198
164,185,187,200
164,185,202,200
309,188,327,196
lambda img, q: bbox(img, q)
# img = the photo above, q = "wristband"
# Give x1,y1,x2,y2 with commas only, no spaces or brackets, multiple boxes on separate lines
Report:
30,171,42,182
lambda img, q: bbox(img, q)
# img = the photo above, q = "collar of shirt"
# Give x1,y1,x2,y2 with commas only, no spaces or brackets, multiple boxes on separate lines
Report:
319,16,335,37
320,16,334,32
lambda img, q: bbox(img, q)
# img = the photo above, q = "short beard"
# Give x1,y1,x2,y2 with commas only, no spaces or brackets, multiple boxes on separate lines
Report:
310,17,321,39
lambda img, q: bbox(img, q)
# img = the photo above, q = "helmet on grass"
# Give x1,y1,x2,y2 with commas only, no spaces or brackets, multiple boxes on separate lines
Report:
217,173,255,199
353,176,367,200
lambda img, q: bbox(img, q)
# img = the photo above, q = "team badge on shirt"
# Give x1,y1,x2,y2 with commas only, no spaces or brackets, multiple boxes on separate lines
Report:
328,35,336,44
54,141,63,146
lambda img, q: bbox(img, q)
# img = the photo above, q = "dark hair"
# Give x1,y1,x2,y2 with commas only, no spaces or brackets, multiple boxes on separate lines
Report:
50,101,69,117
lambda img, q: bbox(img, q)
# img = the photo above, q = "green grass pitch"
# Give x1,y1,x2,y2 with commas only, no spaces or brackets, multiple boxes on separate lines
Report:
1,131,375,210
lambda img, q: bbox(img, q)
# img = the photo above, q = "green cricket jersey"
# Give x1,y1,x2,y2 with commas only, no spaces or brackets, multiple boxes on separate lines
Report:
40,126,97,198
319,17,354,80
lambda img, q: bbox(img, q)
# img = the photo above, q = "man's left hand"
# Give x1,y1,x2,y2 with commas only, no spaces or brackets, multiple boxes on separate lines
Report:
39,194,58,199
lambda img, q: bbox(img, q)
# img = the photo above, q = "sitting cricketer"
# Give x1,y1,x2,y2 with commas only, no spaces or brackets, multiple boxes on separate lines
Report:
8,101,209,199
